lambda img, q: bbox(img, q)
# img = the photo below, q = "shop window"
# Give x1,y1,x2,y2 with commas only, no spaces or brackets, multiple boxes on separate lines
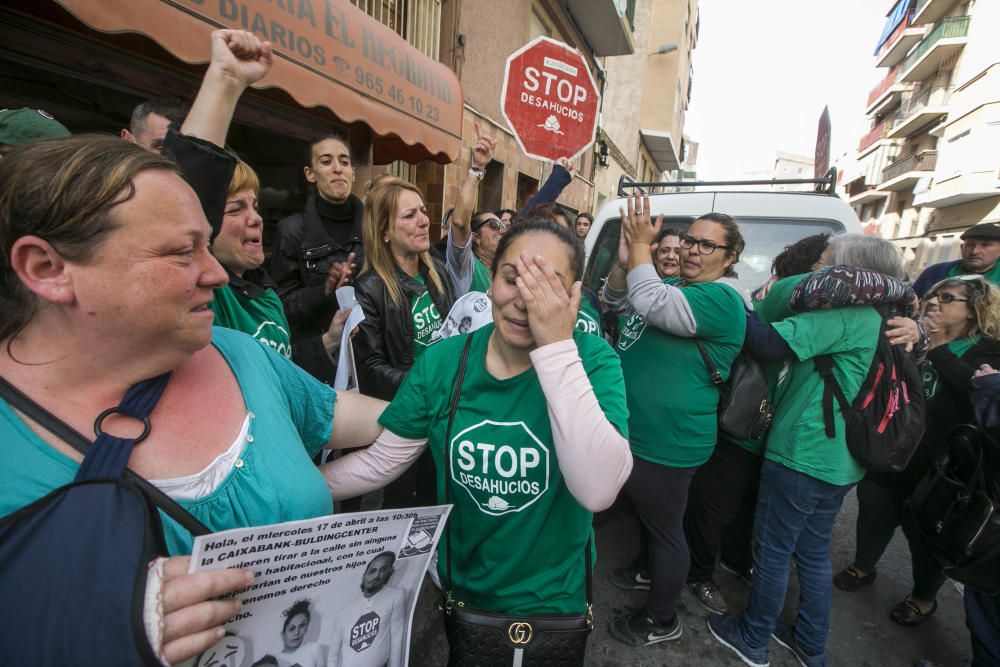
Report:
516,172,540,212
388,160,414,183
479,159,504,212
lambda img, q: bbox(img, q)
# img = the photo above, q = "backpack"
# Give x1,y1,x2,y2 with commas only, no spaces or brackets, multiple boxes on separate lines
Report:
0,374,210,666
813,305,926,472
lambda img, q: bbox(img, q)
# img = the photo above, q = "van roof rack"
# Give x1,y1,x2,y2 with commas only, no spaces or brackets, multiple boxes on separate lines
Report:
617,167,838,197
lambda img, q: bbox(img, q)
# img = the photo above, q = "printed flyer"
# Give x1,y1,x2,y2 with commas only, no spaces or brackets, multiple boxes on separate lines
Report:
182,505,451,667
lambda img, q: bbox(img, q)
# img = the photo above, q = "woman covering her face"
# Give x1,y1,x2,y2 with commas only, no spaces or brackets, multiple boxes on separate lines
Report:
325,219,632,662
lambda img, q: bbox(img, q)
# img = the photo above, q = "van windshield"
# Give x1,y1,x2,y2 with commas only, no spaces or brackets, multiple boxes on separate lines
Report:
585,217,847,304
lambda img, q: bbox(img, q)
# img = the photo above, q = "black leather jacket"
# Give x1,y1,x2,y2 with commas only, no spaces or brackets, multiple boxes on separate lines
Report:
352,258,456,401
270,193,365,341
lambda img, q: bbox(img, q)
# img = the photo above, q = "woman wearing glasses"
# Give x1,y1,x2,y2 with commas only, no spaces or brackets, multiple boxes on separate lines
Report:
835,274,1000,627
469,212,509,291
604,198,747,647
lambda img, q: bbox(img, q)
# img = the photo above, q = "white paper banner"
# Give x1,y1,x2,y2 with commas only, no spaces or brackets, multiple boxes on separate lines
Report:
334,286,366,391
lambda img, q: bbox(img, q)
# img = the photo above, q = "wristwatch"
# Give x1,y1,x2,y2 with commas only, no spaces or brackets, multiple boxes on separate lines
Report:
468,166,486,181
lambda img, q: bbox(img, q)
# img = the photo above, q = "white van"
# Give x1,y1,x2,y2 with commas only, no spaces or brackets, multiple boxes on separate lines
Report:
583,173,862,303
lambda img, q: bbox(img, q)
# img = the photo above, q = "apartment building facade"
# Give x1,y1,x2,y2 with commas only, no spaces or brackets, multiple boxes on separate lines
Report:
597,0,699,211
427,0,617,234
846,0,1000,277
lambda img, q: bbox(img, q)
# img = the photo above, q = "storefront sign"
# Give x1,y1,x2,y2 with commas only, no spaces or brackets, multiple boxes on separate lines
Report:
500,36,600,163
53,0,463,162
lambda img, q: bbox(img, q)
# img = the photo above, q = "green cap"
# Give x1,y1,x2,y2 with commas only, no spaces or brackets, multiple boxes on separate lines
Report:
0,108,71,147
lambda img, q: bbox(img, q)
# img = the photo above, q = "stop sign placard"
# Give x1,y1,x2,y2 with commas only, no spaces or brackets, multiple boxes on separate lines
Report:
500,36,600,163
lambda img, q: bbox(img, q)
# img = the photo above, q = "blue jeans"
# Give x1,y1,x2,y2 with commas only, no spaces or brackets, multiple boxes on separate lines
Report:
965,587,1000,667
738,459,853,659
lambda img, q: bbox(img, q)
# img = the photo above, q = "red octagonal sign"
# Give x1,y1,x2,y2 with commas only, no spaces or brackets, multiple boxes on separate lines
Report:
501,36,601,163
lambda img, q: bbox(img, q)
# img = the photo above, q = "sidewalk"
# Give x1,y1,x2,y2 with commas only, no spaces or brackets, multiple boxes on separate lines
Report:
408,489,971,666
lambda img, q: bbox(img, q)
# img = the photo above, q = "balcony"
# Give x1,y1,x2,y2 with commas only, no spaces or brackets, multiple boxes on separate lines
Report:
866,66,909,115
887,86,950,138
848,180,890,206
566,0,635,56
878,150,938,191
640,130,680,172
901,16,969,82
876,15,927,69
912,0,959,26
914,169,1000,208
858,119,893,156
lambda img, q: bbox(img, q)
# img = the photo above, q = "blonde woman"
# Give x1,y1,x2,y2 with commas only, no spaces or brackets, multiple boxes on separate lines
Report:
352,167,485,507
836,275,1000,630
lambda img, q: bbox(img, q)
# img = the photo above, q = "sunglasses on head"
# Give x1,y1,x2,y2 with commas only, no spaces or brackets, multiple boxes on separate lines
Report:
938,274,988,297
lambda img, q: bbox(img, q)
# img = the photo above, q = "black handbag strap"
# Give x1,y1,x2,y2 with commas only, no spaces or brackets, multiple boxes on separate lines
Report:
441,333,592,608
694,339,724,388
443,333,475,595
0,375,210,536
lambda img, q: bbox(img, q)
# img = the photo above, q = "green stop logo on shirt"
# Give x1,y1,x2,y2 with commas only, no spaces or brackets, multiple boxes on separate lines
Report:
251,320,292,359
576,310,600,336
412,292,443,348
449,420,550,516
616,313,646,351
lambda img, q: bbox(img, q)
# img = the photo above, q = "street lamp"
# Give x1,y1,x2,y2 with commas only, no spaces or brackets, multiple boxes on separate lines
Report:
651,43,678,56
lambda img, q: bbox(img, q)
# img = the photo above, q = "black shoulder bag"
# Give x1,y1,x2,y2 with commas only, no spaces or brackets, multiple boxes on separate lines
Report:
695,340,774,442
440,334,593,667
907,423,1000,594
0,374,210,665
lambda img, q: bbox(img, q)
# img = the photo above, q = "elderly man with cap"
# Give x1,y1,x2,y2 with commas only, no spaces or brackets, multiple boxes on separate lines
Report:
0,108,70,158
913,223,1000,297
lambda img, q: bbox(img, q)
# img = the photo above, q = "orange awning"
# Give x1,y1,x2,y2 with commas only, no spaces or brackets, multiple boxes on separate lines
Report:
52,0,463,164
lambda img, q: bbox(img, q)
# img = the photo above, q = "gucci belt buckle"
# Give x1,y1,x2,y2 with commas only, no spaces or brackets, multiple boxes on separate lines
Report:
508,621,533,646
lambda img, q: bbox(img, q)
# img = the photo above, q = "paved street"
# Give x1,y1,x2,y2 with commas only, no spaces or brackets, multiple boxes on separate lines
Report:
409,489,971,666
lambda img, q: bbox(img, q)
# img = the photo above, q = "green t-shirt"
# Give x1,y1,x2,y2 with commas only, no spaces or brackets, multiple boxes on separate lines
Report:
765,307,882,486
210,284,292,359
379,325,629,615
947,261,1000,285
616,279,746,467
923,336,980,401
470,259,492,293
411,274,444,359
575,297,604,337
728,274,810,457
754,274,809,325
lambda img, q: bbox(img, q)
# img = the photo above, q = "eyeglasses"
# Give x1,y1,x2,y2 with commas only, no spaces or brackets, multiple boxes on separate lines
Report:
679,234,730,255
476,218,508,233
926,292,969,304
